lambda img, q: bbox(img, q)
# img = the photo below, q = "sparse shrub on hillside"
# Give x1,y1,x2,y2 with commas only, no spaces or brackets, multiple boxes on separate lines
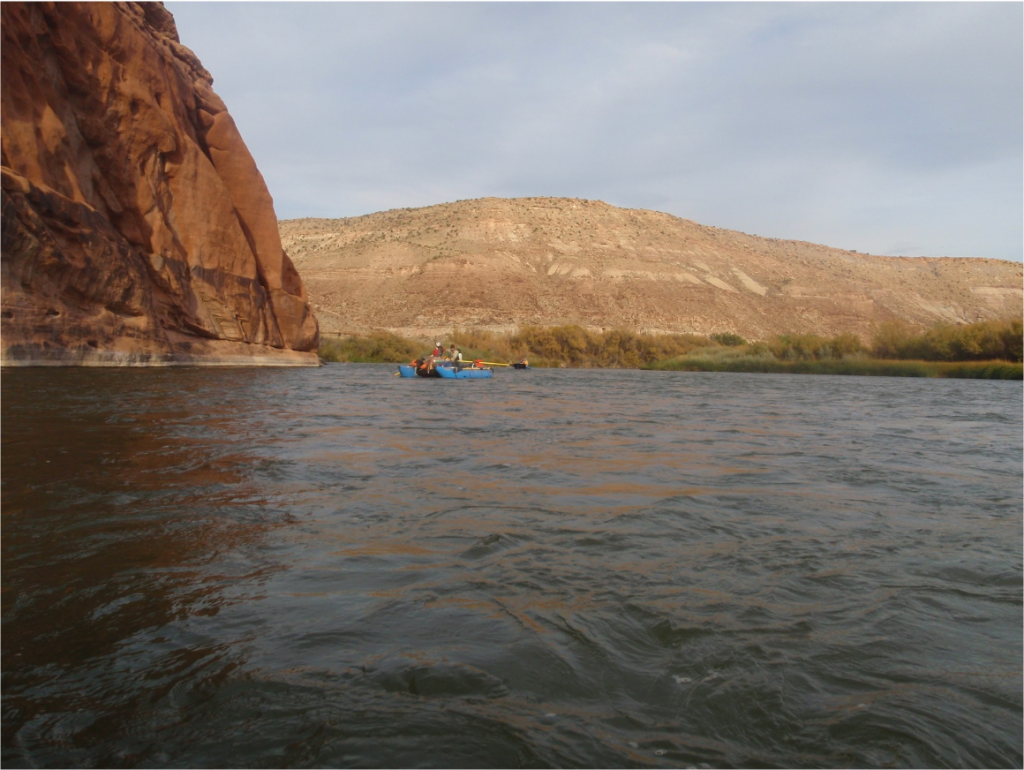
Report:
504,326,713,368
830,332,866,358
711,332,747,347
871,320,920,360
872,318,1022,362
510,326,585,364
1002,319,1024,362
449,328,519,364
768,333,864,361
319,332,422,363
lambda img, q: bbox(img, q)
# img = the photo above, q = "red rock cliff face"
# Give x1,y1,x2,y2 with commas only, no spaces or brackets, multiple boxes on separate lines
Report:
1,2,319,365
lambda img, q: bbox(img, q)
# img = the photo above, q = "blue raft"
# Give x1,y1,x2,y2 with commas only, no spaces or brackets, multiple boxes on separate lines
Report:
435,365,493,379
397,362,492,379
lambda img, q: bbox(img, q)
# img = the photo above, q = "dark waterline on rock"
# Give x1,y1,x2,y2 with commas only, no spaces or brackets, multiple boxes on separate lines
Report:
2,365,1021,768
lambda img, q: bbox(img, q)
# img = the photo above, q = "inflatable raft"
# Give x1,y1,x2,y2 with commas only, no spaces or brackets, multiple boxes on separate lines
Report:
397,361,492,379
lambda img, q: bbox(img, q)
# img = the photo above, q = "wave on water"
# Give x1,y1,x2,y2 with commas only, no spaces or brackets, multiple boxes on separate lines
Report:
2,367,1021,768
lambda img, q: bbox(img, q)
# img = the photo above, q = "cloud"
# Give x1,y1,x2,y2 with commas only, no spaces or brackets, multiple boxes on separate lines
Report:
166,2,1023,262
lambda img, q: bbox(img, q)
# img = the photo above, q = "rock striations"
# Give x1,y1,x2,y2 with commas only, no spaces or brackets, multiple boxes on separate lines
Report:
281,197,1022,341
1,2,319,366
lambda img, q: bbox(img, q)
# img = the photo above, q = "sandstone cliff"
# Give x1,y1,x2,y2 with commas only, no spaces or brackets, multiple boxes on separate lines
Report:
1,2,319,366
281,197,1022,341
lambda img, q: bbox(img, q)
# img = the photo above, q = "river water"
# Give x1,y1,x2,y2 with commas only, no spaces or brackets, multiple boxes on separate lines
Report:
1,365,1021,768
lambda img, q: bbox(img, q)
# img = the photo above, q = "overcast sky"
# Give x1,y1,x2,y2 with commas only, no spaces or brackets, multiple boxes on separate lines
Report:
166,2,1023,262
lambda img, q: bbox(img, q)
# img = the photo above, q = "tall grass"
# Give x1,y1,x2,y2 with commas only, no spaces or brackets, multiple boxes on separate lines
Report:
319,332,422,363
647,356,1023,379
872,318,1022,362
318,319,1023,380
448,325,715,368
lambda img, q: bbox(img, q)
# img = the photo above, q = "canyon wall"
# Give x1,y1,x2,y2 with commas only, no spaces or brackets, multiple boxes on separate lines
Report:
1,2,319,366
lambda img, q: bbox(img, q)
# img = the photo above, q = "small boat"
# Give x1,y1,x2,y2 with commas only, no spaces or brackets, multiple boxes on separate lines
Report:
435,364,493,379
512,362,530,370
397,360,491,379
397,357,454,378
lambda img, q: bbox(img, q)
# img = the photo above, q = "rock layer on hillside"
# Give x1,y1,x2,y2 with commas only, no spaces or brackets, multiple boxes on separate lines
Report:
281,197,1022,341
1,2,318,366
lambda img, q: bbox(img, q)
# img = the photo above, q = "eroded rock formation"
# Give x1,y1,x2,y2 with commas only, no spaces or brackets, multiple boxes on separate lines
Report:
1,2,319,365
281,197,1022,341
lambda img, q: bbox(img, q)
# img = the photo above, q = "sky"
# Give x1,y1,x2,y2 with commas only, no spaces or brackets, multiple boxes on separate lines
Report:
166,2,1023,262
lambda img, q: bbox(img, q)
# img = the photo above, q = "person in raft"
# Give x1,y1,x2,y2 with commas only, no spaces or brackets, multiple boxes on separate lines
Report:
416,342,441,374
449,344,463,366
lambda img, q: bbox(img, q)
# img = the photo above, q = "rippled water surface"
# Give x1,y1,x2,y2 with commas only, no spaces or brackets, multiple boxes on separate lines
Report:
2,365,1021,768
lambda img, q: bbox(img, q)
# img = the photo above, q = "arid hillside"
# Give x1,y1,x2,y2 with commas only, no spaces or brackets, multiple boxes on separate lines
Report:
281,197,1021,341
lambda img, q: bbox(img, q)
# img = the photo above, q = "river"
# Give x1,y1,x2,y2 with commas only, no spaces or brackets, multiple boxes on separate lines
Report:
2,365,1021,768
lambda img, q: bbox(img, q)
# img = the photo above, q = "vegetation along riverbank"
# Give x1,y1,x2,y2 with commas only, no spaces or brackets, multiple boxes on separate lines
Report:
319,318,1022,379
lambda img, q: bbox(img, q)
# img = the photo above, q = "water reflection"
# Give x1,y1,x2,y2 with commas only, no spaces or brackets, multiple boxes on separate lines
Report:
2,367,1021,768
2,370,288,765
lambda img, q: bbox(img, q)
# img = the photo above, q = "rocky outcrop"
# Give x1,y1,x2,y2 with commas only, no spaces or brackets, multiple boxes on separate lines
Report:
281,197,1022,342
1,2,318,366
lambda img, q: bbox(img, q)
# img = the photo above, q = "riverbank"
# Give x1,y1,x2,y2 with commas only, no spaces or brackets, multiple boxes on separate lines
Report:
644,355,1022,379
319,320,1023,379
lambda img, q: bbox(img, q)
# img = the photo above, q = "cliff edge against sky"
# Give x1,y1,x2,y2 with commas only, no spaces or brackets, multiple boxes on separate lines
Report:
1,2,319,366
